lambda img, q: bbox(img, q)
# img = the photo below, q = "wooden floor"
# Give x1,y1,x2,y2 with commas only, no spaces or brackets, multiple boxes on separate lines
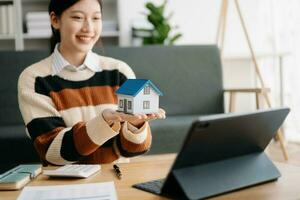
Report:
267,140,300,166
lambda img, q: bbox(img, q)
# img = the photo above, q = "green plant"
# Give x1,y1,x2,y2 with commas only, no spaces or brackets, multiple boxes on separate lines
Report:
137,0,182,45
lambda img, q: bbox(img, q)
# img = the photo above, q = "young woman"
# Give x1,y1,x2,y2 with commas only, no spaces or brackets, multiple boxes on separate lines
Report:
18,0,165,166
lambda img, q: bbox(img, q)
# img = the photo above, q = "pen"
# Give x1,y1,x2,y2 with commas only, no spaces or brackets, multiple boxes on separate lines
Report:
113,164,122,180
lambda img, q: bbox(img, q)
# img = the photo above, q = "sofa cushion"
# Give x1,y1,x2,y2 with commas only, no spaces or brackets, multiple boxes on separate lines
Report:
147,115,200,154
102,45,224,116
0,125,40,164
0,51,49,126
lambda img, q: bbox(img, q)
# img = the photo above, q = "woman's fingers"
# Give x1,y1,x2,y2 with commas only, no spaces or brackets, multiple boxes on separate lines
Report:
135,113,148,120
103,109,124,123
149,109,166,119
158,108,166,116
135,108,166,121
111,113,123,121
146,113,157,120
103,108,167,126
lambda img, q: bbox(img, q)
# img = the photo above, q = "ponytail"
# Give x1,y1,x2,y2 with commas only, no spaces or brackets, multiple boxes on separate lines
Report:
50,27,60,53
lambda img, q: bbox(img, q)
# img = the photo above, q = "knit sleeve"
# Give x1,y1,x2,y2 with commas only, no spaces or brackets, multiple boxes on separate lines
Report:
113,121,152,158
18,71,120,166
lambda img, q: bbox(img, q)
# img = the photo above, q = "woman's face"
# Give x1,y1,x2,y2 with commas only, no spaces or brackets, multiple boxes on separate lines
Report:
52,0,102,54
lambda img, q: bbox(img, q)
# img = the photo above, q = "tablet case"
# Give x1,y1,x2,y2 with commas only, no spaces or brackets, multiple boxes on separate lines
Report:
160,152,280,199
133,108,289,200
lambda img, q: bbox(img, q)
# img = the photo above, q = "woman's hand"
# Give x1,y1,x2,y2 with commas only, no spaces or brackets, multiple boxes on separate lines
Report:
102,108,166,128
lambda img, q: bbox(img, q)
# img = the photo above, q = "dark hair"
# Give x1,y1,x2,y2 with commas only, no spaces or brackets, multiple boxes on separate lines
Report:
48,0,103,52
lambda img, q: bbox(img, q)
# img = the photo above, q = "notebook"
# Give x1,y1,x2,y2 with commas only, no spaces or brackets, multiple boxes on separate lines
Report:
0,164,42,190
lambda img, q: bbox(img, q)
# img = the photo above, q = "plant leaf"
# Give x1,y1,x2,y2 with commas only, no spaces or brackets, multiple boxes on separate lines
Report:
169,33,182,45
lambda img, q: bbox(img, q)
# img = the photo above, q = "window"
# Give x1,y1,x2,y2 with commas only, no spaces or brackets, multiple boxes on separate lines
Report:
144,85,151,95
119,100,123,108
128,101,132,110
143,101,150,109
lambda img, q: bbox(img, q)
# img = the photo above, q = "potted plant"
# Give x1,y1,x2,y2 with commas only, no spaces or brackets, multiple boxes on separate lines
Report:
132,0,182,45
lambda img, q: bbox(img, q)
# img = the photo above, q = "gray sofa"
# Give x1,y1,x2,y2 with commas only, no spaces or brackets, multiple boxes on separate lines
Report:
0,45,223,164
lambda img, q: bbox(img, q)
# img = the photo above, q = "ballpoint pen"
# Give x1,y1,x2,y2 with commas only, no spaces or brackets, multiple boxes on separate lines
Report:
113,164,122,180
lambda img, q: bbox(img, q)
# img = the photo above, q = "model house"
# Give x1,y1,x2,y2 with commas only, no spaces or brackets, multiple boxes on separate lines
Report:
115,79,163,114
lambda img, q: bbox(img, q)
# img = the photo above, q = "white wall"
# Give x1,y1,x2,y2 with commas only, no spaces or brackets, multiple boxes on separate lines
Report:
272,0,300,141
118,0,274,53
118,0,220,46
118,0,279,111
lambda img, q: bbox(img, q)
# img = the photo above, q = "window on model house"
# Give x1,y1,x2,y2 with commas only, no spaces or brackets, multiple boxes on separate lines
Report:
144,85,150,94
128,101,132,110
143,101,150,109
119,100,123,108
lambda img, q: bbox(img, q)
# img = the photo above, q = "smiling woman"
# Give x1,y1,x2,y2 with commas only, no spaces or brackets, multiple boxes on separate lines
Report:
17,0,165,166
49,0,102,56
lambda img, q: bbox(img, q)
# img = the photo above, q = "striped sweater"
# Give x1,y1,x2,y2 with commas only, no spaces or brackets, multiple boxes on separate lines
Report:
18,54,152,165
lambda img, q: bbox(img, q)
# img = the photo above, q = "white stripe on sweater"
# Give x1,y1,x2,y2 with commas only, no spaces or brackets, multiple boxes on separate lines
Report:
18,91,61,124
122,122,149,144
59,104,118,127
45,127,74,165
86,112,120,146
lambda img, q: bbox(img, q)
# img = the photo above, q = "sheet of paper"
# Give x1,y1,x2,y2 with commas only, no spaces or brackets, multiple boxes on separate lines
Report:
17,182,118,200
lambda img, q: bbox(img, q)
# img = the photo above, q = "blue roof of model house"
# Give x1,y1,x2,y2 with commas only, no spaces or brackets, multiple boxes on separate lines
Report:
115,79,163,97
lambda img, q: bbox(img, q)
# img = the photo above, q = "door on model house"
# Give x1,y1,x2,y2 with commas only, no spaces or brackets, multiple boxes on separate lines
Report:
124,99,127,113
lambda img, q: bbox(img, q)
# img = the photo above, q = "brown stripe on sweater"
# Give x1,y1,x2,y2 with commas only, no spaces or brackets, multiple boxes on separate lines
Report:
120,125,152,153
33,127,64,161
50,86,119,111
79,147,119,164
73,122,99,156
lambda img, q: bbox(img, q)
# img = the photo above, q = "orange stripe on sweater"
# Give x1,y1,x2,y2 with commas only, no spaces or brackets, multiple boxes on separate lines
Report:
120,125,152,153
34,127,64,163
79,147,119,164
73,122,99,156
50,86,119,111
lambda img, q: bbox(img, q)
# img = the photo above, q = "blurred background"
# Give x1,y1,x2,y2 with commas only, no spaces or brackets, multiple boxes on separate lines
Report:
0,0,299,143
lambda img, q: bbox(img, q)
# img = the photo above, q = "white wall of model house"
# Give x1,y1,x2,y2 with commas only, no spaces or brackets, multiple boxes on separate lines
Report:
118,94,133,113
117,0,281,113
133,87,159,114
118,87,159,114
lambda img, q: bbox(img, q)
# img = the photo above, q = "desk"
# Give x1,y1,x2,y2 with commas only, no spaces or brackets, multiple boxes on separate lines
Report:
1,154,300,200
